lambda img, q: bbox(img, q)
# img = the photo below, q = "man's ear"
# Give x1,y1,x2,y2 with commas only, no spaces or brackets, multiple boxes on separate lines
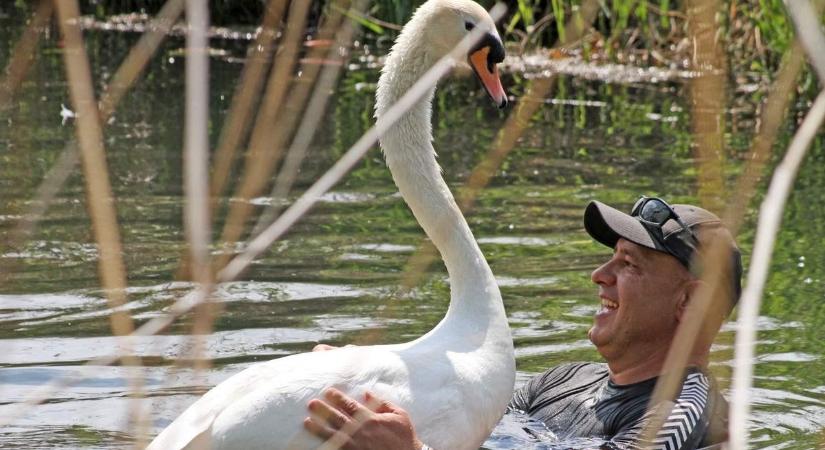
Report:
676,279,704,323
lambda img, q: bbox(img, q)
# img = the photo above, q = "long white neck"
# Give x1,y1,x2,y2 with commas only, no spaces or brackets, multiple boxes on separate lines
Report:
375,17,507,337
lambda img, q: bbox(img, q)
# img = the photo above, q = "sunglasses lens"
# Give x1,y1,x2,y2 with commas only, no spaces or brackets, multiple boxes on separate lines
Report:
631,197,646,215
639,199,671,224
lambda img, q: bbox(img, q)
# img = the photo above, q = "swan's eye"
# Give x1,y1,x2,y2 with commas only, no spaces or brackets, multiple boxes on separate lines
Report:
464,21,475,31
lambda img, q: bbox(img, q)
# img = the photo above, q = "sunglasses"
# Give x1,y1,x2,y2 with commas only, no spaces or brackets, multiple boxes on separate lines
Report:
630,196,698,267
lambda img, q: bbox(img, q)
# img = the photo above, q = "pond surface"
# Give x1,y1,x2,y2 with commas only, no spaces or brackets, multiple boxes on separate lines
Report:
1,9,825,450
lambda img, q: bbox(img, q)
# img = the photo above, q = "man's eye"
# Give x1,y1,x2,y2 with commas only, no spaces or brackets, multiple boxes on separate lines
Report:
464,21,475,31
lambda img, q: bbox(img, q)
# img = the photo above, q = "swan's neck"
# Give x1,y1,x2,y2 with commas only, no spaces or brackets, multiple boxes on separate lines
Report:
376,26,505,329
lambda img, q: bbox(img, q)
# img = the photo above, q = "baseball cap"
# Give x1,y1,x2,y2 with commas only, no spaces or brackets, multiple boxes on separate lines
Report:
583,196,743,305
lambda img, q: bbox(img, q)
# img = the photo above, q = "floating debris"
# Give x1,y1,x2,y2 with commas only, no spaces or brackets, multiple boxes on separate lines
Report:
76,14,718,84
502,53,712,83
76,13,261,41
59,103,75,125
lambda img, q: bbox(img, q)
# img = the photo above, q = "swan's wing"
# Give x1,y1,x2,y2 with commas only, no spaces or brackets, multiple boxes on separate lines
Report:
146,355,288,450
209,347,415,449
147,346,409,450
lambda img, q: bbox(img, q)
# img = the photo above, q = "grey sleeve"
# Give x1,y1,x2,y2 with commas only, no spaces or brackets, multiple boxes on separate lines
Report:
507,364,570,413
508,375,536,413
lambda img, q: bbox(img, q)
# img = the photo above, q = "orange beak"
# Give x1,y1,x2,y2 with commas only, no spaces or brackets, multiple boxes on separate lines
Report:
469,47,507,109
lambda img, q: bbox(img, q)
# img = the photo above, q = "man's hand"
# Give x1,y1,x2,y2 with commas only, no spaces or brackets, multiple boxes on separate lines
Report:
312,344,340,352
313,344,357,352
304,388,424,450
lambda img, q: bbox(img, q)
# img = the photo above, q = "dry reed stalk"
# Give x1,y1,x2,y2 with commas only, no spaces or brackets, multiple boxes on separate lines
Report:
184,0,213,302
182,0,214,380
643,0,825,444
0,0,56,283
729,88,825,449
53,0,147,439
207,0,287,210
252,0,363,235
0,287,206,427
218,4,509,282
0,146,79,286
388,71,559,334
687,0,727,211
397,0,602,292
175,0,286,280
395,72,557,290
636,0,731,443
0,5,508,423
177,4,221,445
637,236,735,445
0,282,223,427
1,0,184,287
98,0,186,118
786,1,825,83
54,0,135,346
316,392,384,450
0,0,52,110
641,34,816,450
213,0,313,271
171,1,287,397
723,41,806,232
728,2,825,446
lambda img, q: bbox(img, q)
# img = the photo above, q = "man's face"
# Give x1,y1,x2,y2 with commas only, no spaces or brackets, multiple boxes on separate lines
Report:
588,238,691,362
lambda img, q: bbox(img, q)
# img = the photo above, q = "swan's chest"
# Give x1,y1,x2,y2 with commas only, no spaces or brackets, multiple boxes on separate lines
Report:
401,351,515,450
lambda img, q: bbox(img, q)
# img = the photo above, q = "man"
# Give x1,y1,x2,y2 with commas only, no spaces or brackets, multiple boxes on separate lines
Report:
304,196,743,450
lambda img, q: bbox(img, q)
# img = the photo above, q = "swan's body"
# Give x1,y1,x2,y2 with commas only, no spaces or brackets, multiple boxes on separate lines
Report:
147,1,513,448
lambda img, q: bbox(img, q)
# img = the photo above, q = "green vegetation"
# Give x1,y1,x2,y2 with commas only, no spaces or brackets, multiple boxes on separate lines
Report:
360,0,807,71
1,0,814,77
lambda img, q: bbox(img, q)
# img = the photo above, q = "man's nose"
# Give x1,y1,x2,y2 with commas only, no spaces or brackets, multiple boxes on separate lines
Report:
591,260,615,286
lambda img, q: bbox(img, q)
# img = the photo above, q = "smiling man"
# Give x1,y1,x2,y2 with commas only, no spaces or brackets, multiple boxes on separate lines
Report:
306,196,743,450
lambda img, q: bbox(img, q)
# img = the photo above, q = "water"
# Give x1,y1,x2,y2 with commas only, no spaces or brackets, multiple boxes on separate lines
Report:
2,9,825,449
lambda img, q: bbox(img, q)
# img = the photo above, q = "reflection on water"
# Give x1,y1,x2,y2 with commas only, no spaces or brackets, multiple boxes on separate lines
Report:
2,8,825,450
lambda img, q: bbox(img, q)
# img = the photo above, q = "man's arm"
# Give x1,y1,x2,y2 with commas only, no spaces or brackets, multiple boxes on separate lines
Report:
508,380,533,413
304,388,433,450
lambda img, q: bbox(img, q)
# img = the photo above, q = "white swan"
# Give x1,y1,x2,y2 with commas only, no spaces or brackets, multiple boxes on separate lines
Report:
147,1,513,448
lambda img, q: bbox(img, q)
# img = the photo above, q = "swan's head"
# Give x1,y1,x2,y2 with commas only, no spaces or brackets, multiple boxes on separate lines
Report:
419,0,507,108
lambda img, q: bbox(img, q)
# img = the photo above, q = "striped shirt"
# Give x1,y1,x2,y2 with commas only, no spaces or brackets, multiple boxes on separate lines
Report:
509,362,728,449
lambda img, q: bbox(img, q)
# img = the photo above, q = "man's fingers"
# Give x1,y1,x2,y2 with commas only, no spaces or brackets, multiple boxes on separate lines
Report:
304,416,355,450
303,416,334,439
312,344,356,352
324,388,371,420
363,391,396,414
308,398,351,429
312,344,338,352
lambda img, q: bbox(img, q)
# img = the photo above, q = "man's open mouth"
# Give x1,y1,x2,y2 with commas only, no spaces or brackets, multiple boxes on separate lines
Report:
601,298,618,310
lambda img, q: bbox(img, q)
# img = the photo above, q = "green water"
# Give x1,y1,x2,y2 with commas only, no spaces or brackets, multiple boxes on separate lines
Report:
1,11,825,450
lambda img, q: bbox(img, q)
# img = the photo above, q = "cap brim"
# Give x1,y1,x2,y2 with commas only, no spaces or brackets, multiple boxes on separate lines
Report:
583,200,658,250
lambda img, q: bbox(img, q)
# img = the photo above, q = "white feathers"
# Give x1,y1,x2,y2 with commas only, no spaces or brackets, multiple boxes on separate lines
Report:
147,1,513,449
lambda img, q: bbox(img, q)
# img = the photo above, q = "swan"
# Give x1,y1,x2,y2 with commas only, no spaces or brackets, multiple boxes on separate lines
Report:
147,1,514,448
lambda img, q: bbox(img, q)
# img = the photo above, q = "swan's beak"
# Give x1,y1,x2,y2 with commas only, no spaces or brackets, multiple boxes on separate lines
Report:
469,37,507,109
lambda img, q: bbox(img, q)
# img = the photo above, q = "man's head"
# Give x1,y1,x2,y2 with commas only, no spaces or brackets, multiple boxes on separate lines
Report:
582,196,742,371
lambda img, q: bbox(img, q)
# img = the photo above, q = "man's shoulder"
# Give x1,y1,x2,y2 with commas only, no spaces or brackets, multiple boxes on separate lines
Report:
684,367,729,446
635,367,728,449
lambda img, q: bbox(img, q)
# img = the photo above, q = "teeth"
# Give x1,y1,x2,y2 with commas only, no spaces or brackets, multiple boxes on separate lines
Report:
601,299,618,309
